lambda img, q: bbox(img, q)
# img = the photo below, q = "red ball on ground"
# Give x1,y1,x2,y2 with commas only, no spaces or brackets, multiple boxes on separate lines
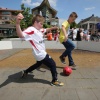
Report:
63,66,72,76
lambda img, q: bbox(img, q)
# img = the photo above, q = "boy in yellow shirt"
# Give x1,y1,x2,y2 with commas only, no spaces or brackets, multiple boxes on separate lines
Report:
59,12,78,70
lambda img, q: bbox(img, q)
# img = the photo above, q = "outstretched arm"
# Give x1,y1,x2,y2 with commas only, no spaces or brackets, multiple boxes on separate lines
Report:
46,26,58,33
16,13,24,38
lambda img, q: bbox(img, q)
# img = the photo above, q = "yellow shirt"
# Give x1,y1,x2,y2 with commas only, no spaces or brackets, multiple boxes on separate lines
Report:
59,21,70,43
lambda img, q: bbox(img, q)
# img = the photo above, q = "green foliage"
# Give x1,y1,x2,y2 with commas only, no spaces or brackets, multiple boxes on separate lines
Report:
76,24,80,28
70,22,78,28
43,23,51,28
20,4,33,29
9,4,33,30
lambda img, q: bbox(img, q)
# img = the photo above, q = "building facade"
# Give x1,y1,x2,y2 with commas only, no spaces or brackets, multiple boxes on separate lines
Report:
78,14,100,32
32,0,59,26
0,7,22,37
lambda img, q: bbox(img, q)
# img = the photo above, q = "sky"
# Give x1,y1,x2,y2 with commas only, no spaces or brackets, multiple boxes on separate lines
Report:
0,0,100,26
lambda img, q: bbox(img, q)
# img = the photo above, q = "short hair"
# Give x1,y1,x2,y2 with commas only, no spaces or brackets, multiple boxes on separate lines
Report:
69,12,78,18
32,14,45,24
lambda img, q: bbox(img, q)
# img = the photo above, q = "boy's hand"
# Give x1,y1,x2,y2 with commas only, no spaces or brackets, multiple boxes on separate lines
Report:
64,34,68,42
16,13,24,24
52,26,59,30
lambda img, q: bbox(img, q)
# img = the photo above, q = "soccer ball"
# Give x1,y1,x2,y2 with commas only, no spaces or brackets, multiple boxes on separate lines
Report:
63,66,72,76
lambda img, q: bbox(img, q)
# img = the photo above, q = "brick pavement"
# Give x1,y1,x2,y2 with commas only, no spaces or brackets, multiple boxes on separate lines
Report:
0,49,100,100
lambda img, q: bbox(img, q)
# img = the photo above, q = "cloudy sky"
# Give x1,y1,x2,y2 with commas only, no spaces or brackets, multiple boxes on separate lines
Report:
1,0,100,26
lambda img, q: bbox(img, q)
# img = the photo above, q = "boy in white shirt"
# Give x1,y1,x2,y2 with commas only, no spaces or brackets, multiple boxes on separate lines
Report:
16,13,64,86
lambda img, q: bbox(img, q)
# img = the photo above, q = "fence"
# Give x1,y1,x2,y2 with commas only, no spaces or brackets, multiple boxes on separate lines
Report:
0,39,100,52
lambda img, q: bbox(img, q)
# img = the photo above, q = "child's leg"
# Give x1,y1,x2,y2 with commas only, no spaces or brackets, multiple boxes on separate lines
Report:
42,54,58,82
62,39,75,65
25,61,42,73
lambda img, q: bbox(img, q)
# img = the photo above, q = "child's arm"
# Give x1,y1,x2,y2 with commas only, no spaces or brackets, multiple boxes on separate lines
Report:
16,13,24,38
62,25,68,42
46,26,58,33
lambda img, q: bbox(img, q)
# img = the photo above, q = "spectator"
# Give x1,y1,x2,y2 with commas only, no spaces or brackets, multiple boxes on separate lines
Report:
54,30,59,41
72,27,77,41
83,29,88,40
76,28,83,41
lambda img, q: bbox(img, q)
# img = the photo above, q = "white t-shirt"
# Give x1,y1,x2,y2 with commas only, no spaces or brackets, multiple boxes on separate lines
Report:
22,26,47,61
73,29,77,39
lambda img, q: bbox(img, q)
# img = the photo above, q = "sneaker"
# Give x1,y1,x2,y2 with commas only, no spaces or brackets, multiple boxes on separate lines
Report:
59,56,66,64
21,70,28,78
51,80,64,86
69,64,77,70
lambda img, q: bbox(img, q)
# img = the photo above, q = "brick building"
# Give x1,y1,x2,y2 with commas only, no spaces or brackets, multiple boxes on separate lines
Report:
0,7,22,37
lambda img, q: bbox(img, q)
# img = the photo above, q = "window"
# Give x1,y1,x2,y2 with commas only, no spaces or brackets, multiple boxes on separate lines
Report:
90,24,92,29
2,22,5,24
34,10,38,15
47,22,50,25
2,16,10,20
2,11,11,15
2,17,5,20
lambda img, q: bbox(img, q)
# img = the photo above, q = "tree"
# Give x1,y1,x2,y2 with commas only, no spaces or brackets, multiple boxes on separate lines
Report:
70,22,78,28
10,4,33,30
43,23,51,28
20,4,33,29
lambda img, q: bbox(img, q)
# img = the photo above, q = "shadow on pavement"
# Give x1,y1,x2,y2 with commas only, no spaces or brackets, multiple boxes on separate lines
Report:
0,71,50,88
60,72,70,77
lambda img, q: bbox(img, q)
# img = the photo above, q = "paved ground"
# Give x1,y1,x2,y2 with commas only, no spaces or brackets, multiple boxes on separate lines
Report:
0,48,100,100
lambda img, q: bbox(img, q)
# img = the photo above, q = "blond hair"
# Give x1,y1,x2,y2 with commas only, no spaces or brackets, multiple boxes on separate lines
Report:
32,14,45,24
69,12,78,18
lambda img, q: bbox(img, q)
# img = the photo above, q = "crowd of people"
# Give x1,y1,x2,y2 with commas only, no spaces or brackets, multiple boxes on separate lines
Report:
68,28,100,42
45,28,100,42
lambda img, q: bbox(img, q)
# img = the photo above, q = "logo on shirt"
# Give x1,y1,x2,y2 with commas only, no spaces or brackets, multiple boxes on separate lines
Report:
39,40,45,44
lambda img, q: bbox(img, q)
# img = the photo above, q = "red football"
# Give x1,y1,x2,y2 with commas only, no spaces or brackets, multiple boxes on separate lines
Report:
63,66,72,76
